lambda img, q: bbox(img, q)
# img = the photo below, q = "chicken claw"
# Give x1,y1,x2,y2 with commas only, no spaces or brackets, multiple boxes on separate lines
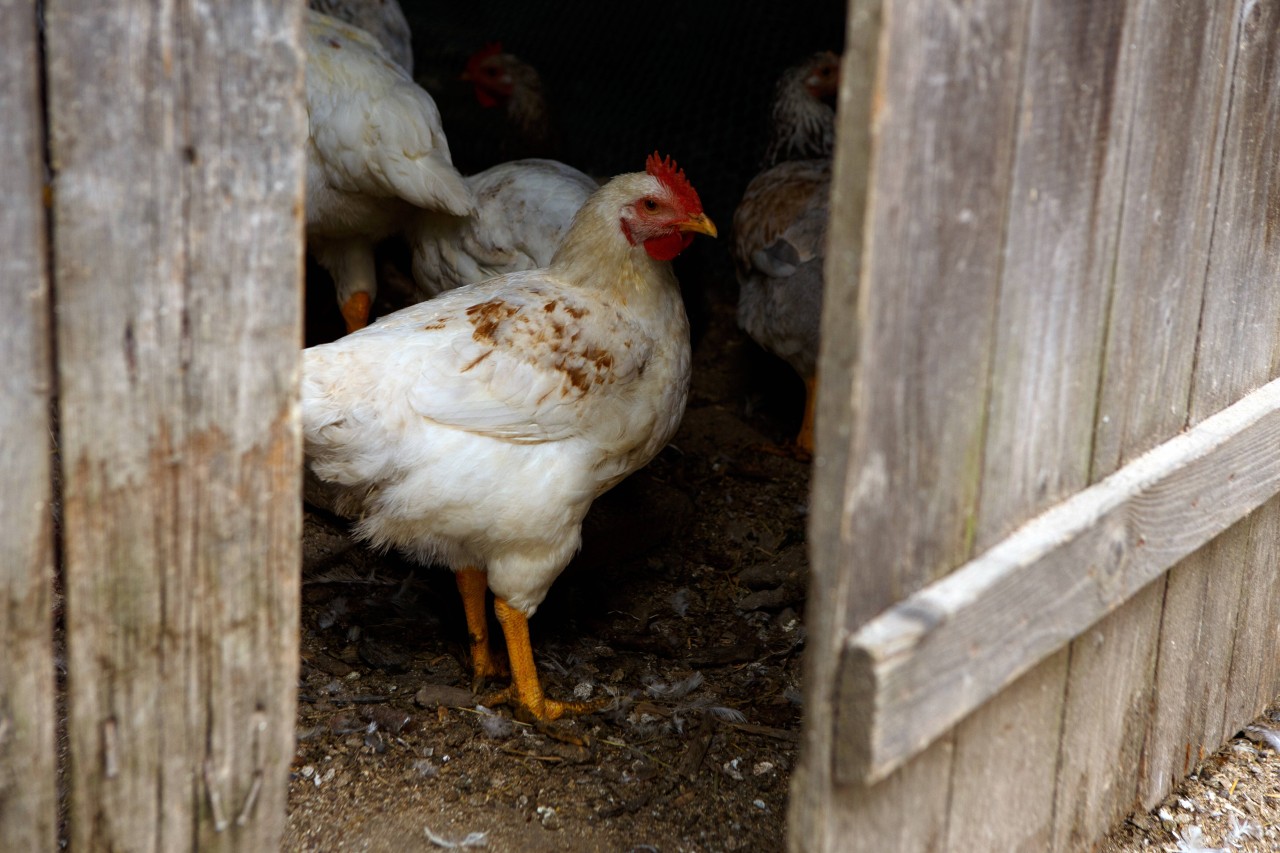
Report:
484,598,608,723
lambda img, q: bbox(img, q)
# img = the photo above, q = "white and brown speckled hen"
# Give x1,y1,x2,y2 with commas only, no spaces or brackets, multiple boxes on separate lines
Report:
733,51,841,456
406,158,599,300
305,10,474,333
302,154,716,722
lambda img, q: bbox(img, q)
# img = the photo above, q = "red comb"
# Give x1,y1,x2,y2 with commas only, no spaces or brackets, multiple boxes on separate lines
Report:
646,152,703,214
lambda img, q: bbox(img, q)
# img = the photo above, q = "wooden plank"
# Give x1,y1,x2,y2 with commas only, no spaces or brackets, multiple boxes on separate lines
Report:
44,2,305,850
1222,498,1280,734
1090,0,1236,476
787,0,883,848
974,0,1131,549
0,0,57,849
795,0,1033,847
837,374,1280,785
1057,0,1240,842
1143,0,1280,806
944,1,1135,844
1217,0,1280,745
944,649,1067,851
1051,584,1163,850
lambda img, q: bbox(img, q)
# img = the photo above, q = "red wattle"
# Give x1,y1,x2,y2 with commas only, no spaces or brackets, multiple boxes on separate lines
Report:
643,231,693,261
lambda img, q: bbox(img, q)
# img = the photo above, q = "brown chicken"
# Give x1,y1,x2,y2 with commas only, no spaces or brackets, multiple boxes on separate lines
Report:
450,43,559,174
302,154,716,722
733,51,841,456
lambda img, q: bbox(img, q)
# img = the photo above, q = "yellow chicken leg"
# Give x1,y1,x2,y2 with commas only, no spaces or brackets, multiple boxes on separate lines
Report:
796,372,818,456
455,567,505,688
485,597,606,722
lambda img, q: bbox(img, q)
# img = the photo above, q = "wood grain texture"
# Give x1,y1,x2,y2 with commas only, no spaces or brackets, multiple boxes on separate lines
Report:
1090,0,1236,478
1051,583,1163,851
1221,499,1280,740
839,375,1280,784
44,2,305,849
800,0,1034,847
944,649,1067,851
975,0,1131,550
944,2,1134,845
1057,0,1240,841
787,0,882,849
1143,0,1280,807
0,1,57,849
1216,0,1280,749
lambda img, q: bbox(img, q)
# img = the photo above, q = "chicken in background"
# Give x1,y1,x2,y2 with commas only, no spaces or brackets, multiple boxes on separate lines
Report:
442,43,559,175
732,51,841,457
305,10,474,333
308,0,414,73
761,50,840,166
302,154,716,723
406,158,599,300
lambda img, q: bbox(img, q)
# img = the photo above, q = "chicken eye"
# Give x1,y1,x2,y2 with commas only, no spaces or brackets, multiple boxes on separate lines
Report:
643,199,659,212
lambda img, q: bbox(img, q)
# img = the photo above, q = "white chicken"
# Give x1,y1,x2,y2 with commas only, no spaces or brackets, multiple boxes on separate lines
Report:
302,154,717,722
308,0,414,74
733,51,841,456
406,158,599,299
305,10,474,333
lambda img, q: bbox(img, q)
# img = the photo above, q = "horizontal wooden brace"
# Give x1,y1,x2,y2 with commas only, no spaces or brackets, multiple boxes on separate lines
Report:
835,375,1280,785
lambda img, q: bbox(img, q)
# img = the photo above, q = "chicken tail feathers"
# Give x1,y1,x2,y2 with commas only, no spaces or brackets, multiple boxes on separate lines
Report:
386,153,476,217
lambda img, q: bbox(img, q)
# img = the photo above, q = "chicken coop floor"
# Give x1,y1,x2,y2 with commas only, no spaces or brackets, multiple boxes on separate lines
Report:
286,269,1280,853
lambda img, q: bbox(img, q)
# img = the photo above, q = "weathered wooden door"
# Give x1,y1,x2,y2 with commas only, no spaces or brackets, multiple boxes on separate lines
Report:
794,0,1280,849
2,1,307,849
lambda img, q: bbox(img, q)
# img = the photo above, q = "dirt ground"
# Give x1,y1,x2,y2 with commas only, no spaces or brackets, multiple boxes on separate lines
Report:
1099,716,1280,853
286,270,1280,852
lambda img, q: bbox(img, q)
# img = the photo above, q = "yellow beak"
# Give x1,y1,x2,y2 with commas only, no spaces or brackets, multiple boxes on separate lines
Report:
680,213,718,238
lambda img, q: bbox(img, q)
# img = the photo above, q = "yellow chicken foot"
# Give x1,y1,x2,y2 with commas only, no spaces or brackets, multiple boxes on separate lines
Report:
455,567,506,689
483,597,607,722
340,290,372,333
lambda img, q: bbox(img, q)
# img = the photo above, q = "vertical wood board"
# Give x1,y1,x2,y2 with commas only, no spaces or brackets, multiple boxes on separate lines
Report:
975,0,1132,549
1089,0,1237,478
818,0,1033,847
1059,0,1239,843
1214,0,1280,754
789,0,884,848
0,0,57,849
944,0,1135,844
44,1,305,849
1051,584,1164,851
1143,0,1280,807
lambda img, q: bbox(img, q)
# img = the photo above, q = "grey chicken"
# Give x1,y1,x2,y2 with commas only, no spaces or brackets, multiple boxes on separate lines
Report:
733,51,841,455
